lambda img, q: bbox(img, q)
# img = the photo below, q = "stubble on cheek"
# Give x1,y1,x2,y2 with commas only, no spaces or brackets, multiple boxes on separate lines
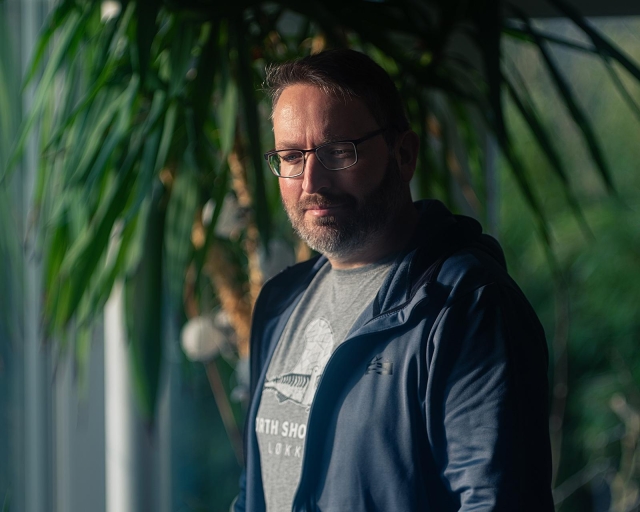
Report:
280,194,351,255
280,158,404,257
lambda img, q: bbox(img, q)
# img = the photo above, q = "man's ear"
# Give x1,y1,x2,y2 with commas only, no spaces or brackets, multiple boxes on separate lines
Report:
394,130,419,182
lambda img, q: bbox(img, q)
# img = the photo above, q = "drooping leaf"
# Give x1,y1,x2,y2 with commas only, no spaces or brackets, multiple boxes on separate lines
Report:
164,160,199,309
125,183,165,422
233,13,270,244
514,10,615,193
133,0,160,89
53,86,167,329
155,102,178,173
6,6,90,178
126,89,168,222
503,70,591,238
194,159,229,284
22,0,79,87
168,17,198,99
219,80,238,157
503,21,598,54
191,20,219,143
546,0,640,82
82,84,137,192
600,56,640,126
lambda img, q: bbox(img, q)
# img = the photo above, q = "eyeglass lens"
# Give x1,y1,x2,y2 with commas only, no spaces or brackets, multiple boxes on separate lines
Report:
269,142,357,177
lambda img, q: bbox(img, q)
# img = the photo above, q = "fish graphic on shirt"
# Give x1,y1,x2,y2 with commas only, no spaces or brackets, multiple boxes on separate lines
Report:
264,318,335,408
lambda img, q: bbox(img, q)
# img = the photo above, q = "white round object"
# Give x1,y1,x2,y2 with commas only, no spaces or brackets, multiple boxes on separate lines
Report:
180,316,224,362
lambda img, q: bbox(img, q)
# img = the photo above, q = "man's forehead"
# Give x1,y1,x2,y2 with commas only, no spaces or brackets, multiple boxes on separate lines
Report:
274,86,347,119
272,84,376,145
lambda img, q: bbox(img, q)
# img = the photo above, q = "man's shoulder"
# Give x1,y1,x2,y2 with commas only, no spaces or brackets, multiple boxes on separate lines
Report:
440,242,506,282
425,245,543,340
408,202,515,303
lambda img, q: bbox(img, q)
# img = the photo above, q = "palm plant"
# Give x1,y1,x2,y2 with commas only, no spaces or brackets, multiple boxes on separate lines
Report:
5,0,640,461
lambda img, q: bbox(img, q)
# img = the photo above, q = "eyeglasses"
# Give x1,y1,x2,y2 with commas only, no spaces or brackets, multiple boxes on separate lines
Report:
264,127,387,178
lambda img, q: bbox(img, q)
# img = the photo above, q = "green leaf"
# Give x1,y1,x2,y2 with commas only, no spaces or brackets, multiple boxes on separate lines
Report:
55,137,142,329
546,0,640,82
65,91,120,185
233,14,270,244
515,12,615,193
504,73,591,238
471,0,503,137
502,22,597,54
22,0,79,87
217,67,238,158
5,7,89,179
125,183,165,422
133,0,160,89
44,217,70,311
601,56,640,126
43,53,120,155
126,90,168,222
155,102,177,173
168,17,198,99
164,160,199,309
193,160,229,284
82,87,135,192
495,121,552,248
82,209,141,329
191,20,219,140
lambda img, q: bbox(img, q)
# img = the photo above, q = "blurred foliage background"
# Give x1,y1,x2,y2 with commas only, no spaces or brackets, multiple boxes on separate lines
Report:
1,0,640,511
502,17,640,510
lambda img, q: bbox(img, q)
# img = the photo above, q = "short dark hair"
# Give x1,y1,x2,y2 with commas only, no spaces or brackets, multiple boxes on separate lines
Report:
264,49,410,144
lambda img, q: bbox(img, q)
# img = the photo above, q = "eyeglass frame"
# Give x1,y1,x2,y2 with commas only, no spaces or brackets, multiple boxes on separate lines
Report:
263,127,388,178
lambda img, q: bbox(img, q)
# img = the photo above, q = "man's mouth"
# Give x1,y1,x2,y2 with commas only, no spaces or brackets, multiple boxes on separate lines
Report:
304,203,346,216
299,194,356,217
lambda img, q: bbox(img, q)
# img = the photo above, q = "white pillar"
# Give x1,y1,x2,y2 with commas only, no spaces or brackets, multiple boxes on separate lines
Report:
104,282,139,512
105,281,167,512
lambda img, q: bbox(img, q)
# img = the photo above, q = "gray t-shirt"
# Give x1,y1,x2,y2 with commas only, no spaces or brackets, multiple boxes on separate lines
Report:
255,258,393,512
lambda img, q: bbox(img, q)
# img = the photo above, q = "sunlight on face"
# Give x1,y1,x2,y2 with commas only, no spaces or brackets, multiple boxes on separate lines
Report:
273,85,403,259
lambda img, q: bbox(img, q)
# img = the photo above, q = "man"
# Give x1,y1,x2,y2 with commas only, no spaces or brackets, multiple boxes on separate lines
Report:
234,49,553,511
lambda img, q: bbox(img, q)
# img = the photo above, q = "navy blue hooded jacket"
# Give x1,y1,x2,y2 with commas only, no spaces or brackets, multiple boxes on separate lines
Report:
235,200,554,511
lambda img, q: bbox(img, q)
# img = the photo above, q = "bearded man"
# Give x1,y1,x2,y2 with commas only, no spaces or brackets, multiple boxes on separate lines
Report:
233,49,554,512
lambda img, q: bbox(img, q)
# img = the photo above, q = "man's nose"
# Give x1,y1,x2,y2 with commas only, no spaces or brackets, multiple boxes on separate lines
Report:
302,152,332,194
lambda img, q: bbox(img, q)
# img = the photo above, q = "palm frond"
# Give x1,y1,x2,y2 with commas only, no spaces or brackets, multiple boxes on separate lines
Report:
13,0,640,421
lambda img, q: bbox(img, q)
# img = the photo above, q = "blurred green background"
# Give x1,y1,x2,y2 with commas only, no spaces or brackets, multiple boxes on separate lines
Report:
1,1,639,511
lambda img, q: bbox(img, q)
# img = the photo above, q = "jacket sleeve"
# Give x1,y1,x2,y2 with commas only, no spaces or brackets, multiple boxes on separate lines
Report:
426,282,553,511
231,469,246,512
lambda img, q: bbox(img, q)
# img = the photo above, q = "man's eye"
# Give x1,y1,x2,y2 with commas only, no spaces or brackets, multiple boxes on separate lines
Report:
321,143,355,160
326,147,354,159
281,152,302,163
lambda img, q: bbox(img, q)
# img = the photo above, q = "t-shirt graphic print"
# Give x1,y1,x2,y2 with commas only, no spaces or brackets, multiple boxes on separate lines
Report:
264,318,334,409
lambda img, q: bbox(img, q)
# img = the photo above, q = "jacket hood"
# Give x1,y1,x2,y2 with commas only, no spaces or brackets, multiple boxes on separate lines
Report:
353,199,507,320
410,199,506,270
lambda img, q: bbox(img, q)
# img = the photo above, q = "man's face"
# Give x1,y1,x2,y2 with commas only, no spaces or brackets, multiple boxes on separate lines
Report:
272,84,404,259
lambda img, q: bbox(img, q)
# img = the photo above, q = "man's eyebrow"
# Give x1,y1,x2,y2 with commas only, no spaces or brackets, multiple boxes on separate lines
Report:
276,133,349,149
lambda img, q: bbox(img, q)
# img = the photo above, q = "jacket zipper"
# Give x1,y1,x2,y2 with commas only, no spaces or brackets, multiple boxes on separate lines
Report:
290,292,430,511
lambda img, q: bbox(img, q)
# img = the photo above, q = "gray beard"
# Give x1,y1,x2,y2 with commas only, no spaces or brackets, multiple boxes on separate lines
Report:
283,159,405,260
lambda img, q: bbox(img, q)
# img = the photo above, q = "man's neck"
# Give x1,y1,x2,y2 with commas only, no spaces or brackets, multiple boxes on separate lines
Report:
326,201,419,270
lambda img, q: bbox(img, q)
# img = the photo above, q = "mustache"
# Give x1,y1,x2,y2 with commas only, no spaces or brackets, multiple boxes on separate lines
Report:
299,192,357,210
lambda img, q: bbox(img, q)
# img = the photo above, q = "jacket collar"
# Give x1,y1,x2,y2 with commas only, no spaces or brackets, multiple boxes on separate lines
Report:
262,199,502,321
